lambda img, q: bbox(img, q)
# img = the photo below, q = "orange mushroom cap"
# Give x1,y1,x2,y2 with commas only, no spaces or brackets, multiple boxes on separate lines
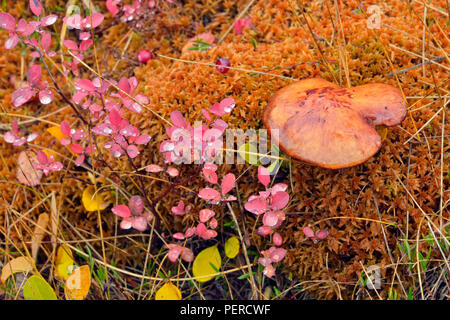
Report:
263,78,407,169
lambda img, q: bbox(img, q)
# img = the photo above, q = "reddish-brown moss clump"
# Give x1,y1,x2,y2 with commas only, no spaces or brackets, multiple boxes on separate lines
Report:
0,0,448,299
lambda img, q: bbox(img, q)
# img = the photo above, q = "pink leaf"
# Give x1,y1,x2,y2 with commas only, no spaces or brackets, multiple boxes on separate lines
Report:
199,209,215,223
120,218,132,230
28,64,42,87
3,131,17,143
5,35,19,50
109,108,121,126
262,211,278,227
221,173,235,195
88,13,104,29
209,218,218,229
167,245,182,262
195,223,207,236
209,102,225,117
303,227,315,238
26,132,38,142
12,87,35,107
263,264,275,278
166,167,179,177
273,232,283,246
234,17,252,35
244,197,268,215
75,79,95,92
219,97,235,113
80,39,93,52
146,164,164,173
106,0,120,17
201,108,211,122
75,155,85,166
63,40,78,51
202,168,218,184
70,143,83,154
269,248,287,263
0,13,16,31
118,77,131,96
181,247,194,262
112,205,131,218
36,150,47,164
315,230,329,240
129,196,144,216
40,32,51,51
38,89,53,104
203,163,217,172
170,111,187,128
257,166,270,187
42,15,57,26
126,145,139,158
29,0,42,16
171,200,185,216
173,232,185,240
198,188,220,201
271,191,289,210
131,216,147,231
135,134,151,145
79,32,90,41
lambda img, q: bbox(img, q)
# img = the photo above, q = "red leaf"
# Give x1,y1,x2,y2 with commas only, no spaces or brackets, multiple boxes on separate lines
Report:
29,0,42,16
221,173,235,195
257,166,270,187
112,205,131,218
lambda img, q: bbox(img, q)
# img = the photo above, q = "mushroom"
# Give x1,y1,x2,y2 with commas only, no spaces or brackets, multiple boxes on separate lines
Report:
263,78,407,169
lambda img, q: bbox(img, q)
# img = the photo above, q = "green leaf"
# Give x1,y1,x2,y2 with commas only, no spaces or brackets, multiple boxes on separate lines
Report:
238,143,260,165
23,275,57,300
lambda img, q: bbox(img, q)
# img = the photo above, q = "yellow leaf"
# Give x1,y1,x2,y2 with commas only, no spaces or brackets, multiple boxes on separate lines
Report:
155,283,182,300
55,244,75,281
47,125,67,141
224,236,240,259
65,265,91,300
376,126,389,142
1,256,34,283
43,149,57,160
47,126,77,156
192,246,221,283
31,213,49,261
82,186,109,212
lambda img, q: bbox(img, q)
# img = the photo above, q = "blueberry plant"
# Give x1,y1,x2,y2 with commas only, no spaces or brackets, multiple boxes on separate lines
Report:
0,0,296,284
